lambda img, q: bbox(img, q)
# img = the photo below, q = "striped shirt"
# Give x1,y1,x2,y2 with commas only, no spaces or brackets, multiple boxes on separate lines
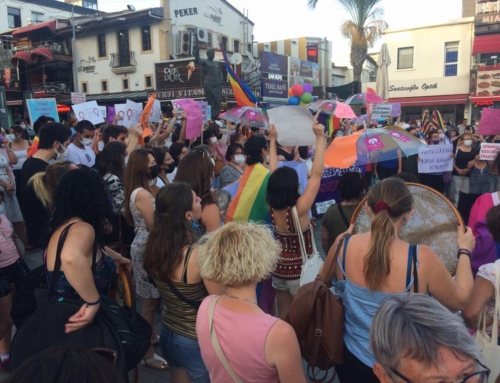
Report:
154,246,208,340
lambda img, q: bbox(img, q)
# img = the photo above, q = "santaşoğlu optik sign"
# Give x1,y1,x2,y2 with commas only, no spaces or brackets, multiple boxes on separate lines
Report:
389,83,438,92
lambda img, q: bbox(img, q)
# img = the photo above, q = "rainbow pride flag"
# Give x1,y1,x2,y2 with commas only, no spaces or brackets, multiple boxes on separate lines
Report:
220,45,260,107
432,109,445,131
27,136,39,158
421,110,431,136
226,163,270,223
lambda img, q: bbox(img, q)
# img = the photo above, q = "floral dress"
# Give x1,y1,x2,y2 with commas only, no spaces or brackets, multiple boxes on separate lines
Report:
130,188,159,299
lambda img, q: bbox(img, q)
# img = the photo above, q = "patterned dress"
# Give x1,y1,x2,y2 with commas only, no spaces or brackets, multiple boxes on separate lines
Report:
130,188,159,299
470,165,491,195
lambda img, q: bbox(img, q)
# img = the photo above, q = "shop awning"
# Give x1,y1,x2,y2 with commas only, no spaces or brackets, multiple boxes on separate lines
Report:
31,48,54,64
11,51,34,66
85,91,148,102
388,94,468,106
472,35,500,55
12,20,57,38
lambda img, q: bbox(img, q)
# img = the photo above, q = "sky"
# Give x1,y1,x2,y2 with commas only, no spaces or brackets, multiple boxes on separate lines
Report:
97,0,463,59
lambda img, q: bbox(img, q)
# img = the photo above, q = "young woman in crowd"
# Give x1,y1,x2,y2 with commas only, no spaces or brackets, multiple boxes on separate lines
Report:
468,153,491,195
451,132,477,205
174,150,220,235
143,183,224,383
124,149,167,370
152,147,175,188
95,142,127,249
266,121,325,320
168,142,188,182
45,170,130,332
328,177,475,383
220,143,244,188
206,122,227,162
321,171,366,254
196,222,307,383
419,130,445,194
8,125,30,207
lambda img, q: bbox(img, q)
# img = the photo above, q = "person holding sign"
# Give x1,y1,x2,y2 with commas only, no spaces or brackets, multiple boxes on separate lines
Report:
65,120,96,169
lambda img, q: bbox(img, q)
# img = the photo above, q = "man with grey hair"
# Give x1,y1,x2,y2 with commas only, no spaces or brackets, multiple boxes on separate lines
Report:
370,294,490,383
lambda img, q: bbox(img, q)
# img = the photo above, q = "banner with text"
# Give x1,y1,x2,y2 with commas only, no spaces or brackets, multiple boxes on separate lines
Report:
72,101,103,125
371,104,393,119
26,98,59,124
479,143,500,160
418,144,453,173
260,51,289,101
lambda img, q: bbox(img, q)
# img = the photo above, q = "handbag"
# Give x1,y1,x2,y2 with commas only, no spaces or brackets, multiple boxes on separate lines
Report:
292,206,323,286
474,263,500,383
288,234,348,383
208,296,243,383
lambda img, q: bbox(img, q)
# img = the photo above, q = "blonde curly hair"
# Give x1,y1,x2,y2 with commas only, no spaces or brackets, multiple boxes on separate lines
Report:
197,222,281,285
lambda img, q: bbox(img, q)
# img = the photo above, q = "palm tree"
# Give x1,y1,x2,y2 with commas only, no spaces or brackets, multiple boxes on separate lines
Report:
308,0,388,85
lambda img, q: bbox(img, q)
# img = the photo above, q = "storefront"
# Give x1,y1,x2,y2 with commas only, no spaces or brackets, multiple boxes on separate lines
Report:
469,64,500,123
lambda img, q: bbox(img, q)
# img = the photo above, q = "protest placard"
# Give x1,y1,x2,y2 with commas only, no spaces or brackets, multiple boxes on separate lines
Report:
196,101,209,123
71,92,86,104
26,98,59,124
268,106,315,146
71,101,102,125
364,136,384,151
99,106,106,119
124,99,143,127
172,99,202,139
391,103,401,117
479,143,500,161
418,144,453,173
478,109,500,135
149,99,162,123
107,106,116,125
114,104,127,124
371,104,393,119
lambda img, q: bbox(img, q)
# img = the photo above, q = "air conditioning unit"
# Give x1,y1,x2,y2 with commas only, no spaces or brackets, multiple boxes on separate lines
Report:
196,28,209,43
177,31,191,55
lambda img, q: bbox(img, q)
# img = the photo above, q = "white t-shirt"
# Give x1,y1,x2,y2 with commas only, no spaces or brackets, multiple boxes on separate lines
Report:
65,143,96,167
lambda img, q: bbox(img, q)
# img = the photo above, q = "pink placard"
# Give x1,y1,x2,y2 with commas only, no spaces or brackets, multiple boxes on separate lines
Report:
389,130,411,143
334,102,356,119
478,109,500,135
172,99,203,139
364,136,385,151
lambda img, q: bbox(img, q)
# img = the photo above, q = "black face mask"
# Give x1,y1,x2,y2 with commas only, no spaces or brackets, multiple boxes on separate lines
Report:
165,163,176,174
149,164,160,179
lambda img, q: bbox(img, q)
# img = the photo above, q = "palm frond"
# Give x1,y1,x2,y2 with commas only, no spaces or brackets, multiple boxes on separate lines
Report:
307,0,319,9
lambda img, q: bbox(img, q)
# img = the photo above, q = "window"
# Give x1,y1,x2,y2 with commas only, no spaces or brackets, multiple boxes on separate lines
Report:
82,0,98,10
207,32,212,48
31,12,44,24
7,8,21,29
141,25,152,51
233,40,240,53
97,34,106,58
145,75,152,88
101,80,108,93
444,42,459,77
122,78,129,91
81,82,88,94
221,36,228,50
397,47,414,70
1,37,12,50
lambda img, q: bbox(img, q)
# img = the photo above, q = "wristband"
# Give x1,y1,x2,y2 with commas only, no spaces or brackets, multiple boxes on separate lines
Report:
85,296,101,306
457,248,472,261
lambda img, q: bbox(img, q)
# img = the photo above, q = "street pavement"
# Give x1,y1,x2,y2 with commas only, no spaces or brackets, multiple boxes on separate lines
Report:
0,219,338,383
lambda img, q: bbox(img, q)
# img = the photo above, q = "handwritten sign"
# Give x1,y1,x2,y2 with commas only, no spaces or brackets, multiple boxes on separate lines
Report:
149,99,162,123
71,101,102,125
125,99,143,127
107,106,116,125
418,144,453,173
114,104,127,124
99,106,106,119
333,102,356,119
364,136,384,151
71,92,86,104
172,99,203,139
371,104,393,119
479,143,500,160
268,106,315,146
26,98,59,124
478,109,500,135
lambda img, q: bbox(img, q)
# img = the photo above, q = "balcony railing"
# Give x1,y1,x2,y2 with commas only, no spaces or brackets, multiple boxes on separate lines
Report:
30,81,72,95
110,51,137,74
476,0,500,14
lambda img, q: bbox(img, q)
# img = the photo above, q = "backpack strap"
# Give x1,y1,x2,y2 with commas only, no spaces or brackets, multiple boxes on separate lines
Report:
413,245,419,293
337,204,349,228
405,245,413,289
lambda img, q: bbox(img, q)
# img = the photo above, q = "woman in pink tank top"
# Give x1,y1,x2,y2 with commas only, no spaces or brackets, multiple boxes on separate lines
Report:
196,222,306,383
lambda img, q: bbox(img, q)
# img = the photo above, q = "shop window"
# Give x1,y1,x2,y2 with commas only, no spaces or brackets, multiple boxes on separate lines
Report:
445,42,458,77
142,25,152,52
101,80,108,93
207,32,212,48
97,34,106,58
397,47,414,70
81,82,88,94
122,78,129,91
7,7,21,29
221,36,228,51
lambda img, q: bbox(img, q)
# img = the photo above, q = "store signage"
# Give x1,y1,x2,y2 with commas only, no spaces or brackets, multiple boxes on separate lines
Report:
204,5,222,23
389,83,438,92
173,8,198,18
470,68,500,98
475,12,500,25
476,101,494,106
260,51,288,100
153,87,261,101
289,57,320,87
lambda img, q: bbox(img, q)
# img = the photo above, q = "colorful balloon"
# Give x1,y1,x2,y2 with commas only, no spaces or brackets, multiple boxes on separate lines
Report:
303,83,313,93
292,84,304,97
288,88,294,97
300,92,313,104
288,96,301,106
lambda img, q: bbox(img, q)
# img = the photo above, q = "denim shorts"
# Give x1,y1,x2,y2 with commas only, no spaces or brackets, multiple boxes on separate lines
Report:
272,276,300,296
159,326,210,383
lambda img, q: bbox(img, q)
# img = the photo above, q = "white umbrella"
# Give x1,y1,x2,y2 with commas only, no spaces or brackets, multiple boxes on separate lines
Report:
376,43,391,101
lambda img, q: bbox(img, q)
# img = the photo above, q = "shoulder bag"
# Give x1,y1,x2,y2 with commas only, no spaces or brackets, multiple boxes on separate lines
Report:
288,233,349,383
292,206,323,286
474,263,500,383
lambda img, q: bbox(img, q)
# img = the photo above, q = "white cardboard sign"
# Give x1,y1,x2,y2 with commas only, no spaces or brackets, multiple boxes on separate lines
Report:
71,100,103,125
149,99,162,123
418,144,453,174
371,104,392,119
479,143,500,161
267,106,315,146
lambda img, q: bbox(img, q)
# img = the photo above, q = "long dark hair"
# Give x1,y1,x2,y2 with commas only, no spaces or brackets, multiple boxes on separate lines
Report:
96,141,126,180
267,167,300,210
50,169,113,244
174,150,215,207
143,183,196,281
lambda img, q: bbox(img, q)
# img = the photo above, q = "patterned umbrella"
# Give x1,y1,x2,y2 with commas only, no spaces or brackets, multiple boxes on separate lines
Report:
308,99,356,118
219,106,269,129
345,92,385,106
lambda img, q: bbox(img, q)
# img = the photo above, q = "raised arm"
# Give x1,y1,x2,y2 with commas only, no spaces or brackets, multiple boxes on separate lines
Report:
268,124,279,173
179,111,187,143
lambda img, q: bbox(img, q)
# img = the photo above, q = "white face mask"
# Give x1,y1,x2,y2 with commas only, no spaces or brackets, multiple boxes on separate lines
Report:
439,133,445,139
80,135,93,146
209,137,218,145
56,142,67,160
234,154,245,164
464,139,473,147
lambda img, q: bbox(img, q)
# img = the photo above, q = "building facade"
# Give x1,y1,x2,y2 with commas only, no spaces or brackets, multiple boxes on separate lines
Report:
363,18,474,122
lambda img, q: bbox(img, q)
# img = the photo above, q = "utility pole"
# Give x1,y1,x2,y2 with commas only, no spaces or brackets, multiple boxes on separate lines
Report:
72,5,79,93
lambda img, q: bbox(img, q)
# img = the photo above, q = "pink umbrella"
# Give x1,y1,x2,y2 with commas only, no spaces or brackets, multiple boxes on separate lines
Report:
308,99,356,119
219,106,269,129
345,92,385,106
